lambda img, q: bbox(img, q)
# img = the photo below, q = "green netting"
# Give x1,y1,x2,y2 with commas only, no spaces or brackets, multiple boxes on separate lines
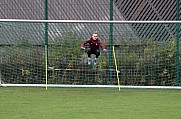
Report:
0,21,180,86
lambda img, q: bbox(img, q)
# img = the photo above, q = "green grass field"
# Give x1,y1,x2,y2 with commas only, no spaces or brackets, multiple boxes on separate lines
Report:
0,87,181,119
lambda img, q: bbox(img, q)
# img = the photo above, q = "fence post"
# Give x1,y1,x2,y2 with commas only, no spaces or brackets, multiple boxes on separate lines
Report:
109,0,113,84
176,0,180,86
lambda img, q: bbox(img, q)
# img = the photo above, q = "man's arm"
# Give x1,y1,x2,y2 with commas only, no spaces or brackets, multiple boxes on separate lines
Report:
98,41,105,50
81,39,90,47
98,41,107,53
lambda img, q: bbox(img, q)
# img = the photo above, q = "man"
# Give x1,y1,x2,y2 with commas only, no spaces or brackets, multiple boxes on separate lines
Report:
81,32,107,65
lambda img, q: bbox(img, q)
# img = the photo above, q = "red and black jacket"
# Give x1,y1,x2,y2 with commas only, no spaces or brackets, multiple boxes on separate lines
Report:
81,38,105,50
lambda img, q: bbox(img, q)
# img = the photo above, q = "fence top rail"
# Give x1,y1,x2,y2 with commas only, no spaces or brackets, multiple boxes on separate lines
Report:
0,19,181,24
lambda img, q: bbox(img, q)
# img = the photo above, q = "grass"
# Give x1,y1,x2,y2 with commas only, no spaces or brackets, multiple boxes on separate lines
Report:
0,87,181,119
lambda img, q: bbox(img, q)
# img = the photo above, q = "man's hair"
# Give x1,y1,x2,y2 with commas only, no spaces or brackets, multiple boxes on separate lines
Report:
93,31,98,35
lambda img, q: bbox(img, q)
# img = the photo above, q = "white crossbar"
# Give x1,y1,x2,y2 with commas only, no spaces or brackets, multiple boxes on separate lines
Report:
1,19,181,23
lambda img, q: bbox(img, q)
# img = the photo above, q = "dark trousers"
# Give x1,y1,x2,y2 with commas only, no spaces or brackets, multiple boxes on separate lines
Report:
87,48,100,58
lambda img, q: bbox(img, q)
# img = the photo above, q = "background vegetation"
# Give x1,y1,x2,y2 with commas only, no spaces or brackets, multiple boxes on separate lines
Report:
0,36,180,86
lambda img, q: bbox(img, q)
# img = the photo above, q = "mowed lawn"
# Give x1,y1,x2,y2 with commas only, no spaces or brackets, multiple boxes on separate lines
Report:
0,87,181,119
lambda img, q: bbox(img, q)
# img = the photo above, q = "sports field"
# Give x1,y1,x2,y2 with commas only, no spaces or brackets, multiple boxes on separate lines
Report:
0,87,181,119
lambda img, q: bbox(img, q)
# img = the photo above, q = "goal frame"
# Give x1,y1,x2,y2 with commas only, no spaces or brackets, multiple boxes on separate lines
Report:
0,19,180,90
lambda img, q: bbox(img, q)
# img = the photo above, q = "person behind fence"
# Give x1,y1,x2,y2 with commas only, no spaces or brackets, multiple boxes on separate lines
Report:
81,32,107,65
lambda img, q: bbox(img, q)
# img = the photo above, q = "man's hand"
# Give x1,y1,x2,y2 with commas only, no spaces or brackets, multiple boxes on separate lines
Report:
103,49,107,53
81,47,85,50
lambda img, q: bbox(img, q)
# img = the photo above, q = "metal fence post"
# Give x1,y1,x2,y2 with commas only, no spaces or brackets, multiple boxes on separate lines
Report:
176,0,180,85
109,0,113,84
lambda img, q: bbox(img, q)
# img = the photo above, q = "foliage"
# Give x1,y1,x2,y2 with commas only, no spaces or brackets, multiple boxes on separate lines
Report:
0,37,180,86
117,39,180,86
0,39,45,84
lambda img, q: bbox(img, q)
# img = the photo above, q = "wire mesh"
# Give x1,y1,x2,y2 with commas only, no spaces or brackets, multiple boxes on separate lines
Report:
0,21,180,86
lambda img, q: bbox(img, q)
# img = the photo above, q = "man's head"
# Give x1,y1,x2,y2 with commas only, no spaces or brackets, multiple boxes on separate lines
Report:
92,32,98,40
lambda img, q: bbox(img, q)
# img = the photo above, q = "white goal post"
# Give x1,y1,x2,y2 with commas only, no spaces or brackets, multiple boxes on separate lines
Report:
0,19,180,90
1,19,181,23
